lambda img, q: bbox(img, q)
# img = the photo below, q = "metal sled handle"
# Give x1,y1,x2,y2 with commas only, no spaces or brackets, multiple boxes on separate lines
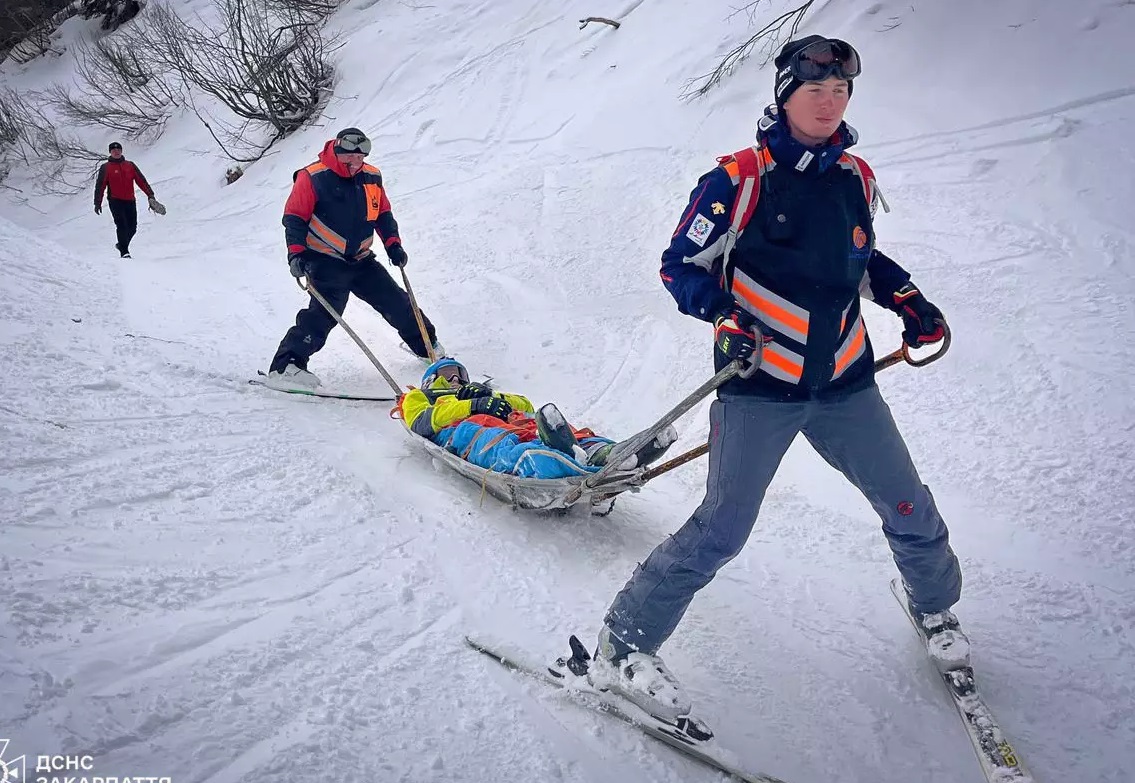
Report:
298,277,404,395
562,360,746,506
874,319,952,372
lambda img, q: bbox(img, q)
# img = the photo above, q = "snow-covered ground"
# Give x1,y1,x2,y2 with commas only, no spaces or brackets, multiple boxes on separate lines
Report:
2,1,1134,781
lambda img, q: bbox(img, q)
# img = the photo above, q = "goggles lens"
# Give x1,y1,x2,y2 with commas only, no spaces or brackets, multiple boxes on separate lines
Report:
439,365,468,384
336,134,372,155
792,39,861,82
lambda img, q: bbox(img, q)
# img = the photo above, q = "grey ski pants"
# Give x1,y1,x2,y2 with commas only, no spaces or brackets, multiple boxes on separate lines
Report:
604,384,962,655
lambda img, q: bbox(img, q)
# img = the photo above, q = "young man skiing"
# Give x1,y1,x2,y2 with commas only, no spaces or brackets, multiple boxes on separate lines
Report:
590,36,965,728
93,141,163,258
399,358,677,478
269,128,443,389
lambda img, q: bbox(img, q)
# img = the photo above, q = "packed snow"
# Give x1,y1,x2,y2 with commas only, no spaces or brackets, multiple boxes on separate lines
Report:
2,1,1133,781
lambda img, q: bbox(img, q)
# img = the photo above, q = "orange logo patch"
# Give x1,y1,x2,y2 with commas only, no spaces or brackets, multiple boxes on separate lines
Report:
852,225,868,249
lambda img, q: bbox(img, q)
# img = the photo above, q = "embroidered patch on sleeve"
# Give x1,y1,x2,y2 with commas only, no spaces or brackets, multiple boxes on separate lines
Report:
686,214,715,247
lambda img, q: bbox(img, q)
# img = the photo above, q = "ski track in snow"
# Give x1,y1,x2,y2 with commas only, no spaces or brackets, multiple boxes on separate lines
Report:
3,1,1135,782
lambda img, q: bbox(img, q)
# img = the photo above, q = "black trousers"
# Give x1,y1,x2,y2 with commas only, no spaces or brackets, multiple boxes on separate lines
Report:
271,254,438,373
107,198,138,252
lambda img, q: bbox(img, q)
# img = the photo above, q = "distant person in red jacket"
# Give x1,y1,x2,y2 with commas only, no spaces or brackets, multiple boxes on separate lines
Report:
93,141,164,258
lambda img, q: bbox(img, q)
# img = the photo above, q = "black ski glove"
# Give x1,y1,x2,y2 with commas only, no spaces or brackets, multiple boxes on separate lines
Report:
94,204,102,215
893,283,946,346
388,245,408,267
714,306,760,361
470,396,512,420
456,381,493,400
288,252,308,279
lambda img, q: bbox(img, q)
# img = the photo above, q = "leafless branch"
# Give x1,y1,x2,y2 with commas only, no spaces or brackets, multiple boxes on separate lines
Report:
0,89,105,195
1,1,74,64
39,36,182,140
132,0,337,154
681,0,814,100
579,16,619,30
262,0,342,23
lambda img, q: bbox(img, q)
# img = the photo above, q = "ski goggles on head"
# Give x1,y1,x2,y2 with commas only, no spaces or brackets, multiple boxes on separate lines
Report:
786,38,861,82
334,133,372,155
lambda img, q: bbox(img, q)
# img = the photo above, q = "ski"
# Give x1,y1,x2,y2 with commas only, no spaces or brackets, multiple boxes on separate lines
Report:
465,634,790,783
250,371,396,402
890,579,1034,783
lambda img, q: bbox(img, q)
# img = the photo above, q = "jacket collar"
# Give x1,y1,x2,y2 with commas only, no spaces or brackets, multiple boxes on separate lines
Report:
756,104,857,175
317,139,354,177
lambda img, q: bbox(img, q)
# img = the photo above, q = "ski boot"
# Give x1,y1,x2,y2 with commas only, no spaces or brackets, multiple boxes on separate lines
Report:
267,362,321,390
904,588,971,672
579,627,712,741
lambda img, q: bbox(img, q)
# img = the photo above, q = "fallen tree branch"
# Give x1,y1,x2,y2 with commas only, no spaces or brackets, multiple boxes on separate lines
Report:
681,0,814,100
579,16,619,30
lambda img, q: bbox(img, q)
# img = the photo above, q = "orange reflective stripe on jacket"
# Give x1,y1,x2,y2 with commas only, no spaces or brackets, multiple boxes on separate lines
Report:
732,268,810,345
308,214,347,254
759,341,805,384
832,316,867,380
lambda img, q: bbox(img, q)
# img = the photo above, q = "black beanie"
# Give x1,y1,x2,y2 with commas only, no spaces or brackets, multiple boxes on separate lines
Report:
108,141,122,151
773,35,854,111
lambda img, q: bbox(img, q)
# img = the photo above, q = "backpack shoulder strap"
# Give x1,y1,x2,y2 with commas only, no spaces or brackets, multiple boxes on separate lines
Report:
840,152,890,216
719,145,772,275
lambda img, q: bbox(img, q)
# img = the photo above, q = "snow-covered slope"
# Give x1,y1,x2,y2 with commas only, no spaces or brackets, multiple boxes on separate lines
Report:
2,1,1133,781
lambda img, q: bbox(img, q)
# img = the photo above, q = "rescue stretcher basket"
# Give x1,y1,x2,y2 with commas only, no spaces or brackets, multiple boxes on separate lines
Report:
410,435,648,514
404,361,749,514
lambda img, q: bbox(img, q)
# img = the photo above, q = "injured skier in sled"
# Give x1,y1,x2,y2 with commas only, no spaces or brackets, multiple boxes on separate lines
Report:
397,358,677,480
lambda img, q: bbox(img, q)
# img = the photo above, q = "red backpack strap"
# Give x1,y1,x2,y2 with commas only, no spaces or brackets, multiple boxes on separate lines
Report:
841,152,890,216
719,146,772,275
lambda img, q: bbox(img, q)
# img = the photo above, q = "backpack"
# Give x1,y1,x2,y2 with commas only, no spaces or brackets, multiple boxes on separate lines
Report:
718,145,890,270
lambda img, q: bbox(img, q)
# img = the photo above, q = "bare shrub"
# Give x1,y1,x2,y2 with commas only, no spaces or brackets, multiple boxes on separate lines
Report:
262,0,341,23
1,0,76,64
0,87,105,194
0,87,39,163
681,1,815,99
40,35,181,139
132,0,337,160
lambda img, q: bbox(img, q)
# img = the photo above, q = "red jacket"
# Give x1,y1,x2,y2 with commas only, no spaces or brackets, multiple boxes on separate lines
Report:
282,140,401,261
94,158,153,206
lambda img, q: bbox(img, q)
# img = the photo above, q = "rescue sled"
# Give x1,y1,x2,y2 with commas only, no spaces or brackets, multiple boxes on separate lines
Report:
411,435,646,514
404,361,749,515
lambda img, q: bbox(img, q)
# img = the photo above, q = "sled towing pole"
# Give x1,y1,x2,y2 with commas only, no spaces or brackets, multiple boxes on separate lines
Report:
298,277,404,395
636,322,953,486
400,268,437,364
562,359,751,506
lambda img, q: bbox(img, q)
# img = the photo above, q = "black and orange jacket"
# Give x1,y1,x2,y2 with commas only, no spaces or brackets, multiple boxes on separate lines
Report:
660,110,915,400
282,140,402,262
94,157,153,207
